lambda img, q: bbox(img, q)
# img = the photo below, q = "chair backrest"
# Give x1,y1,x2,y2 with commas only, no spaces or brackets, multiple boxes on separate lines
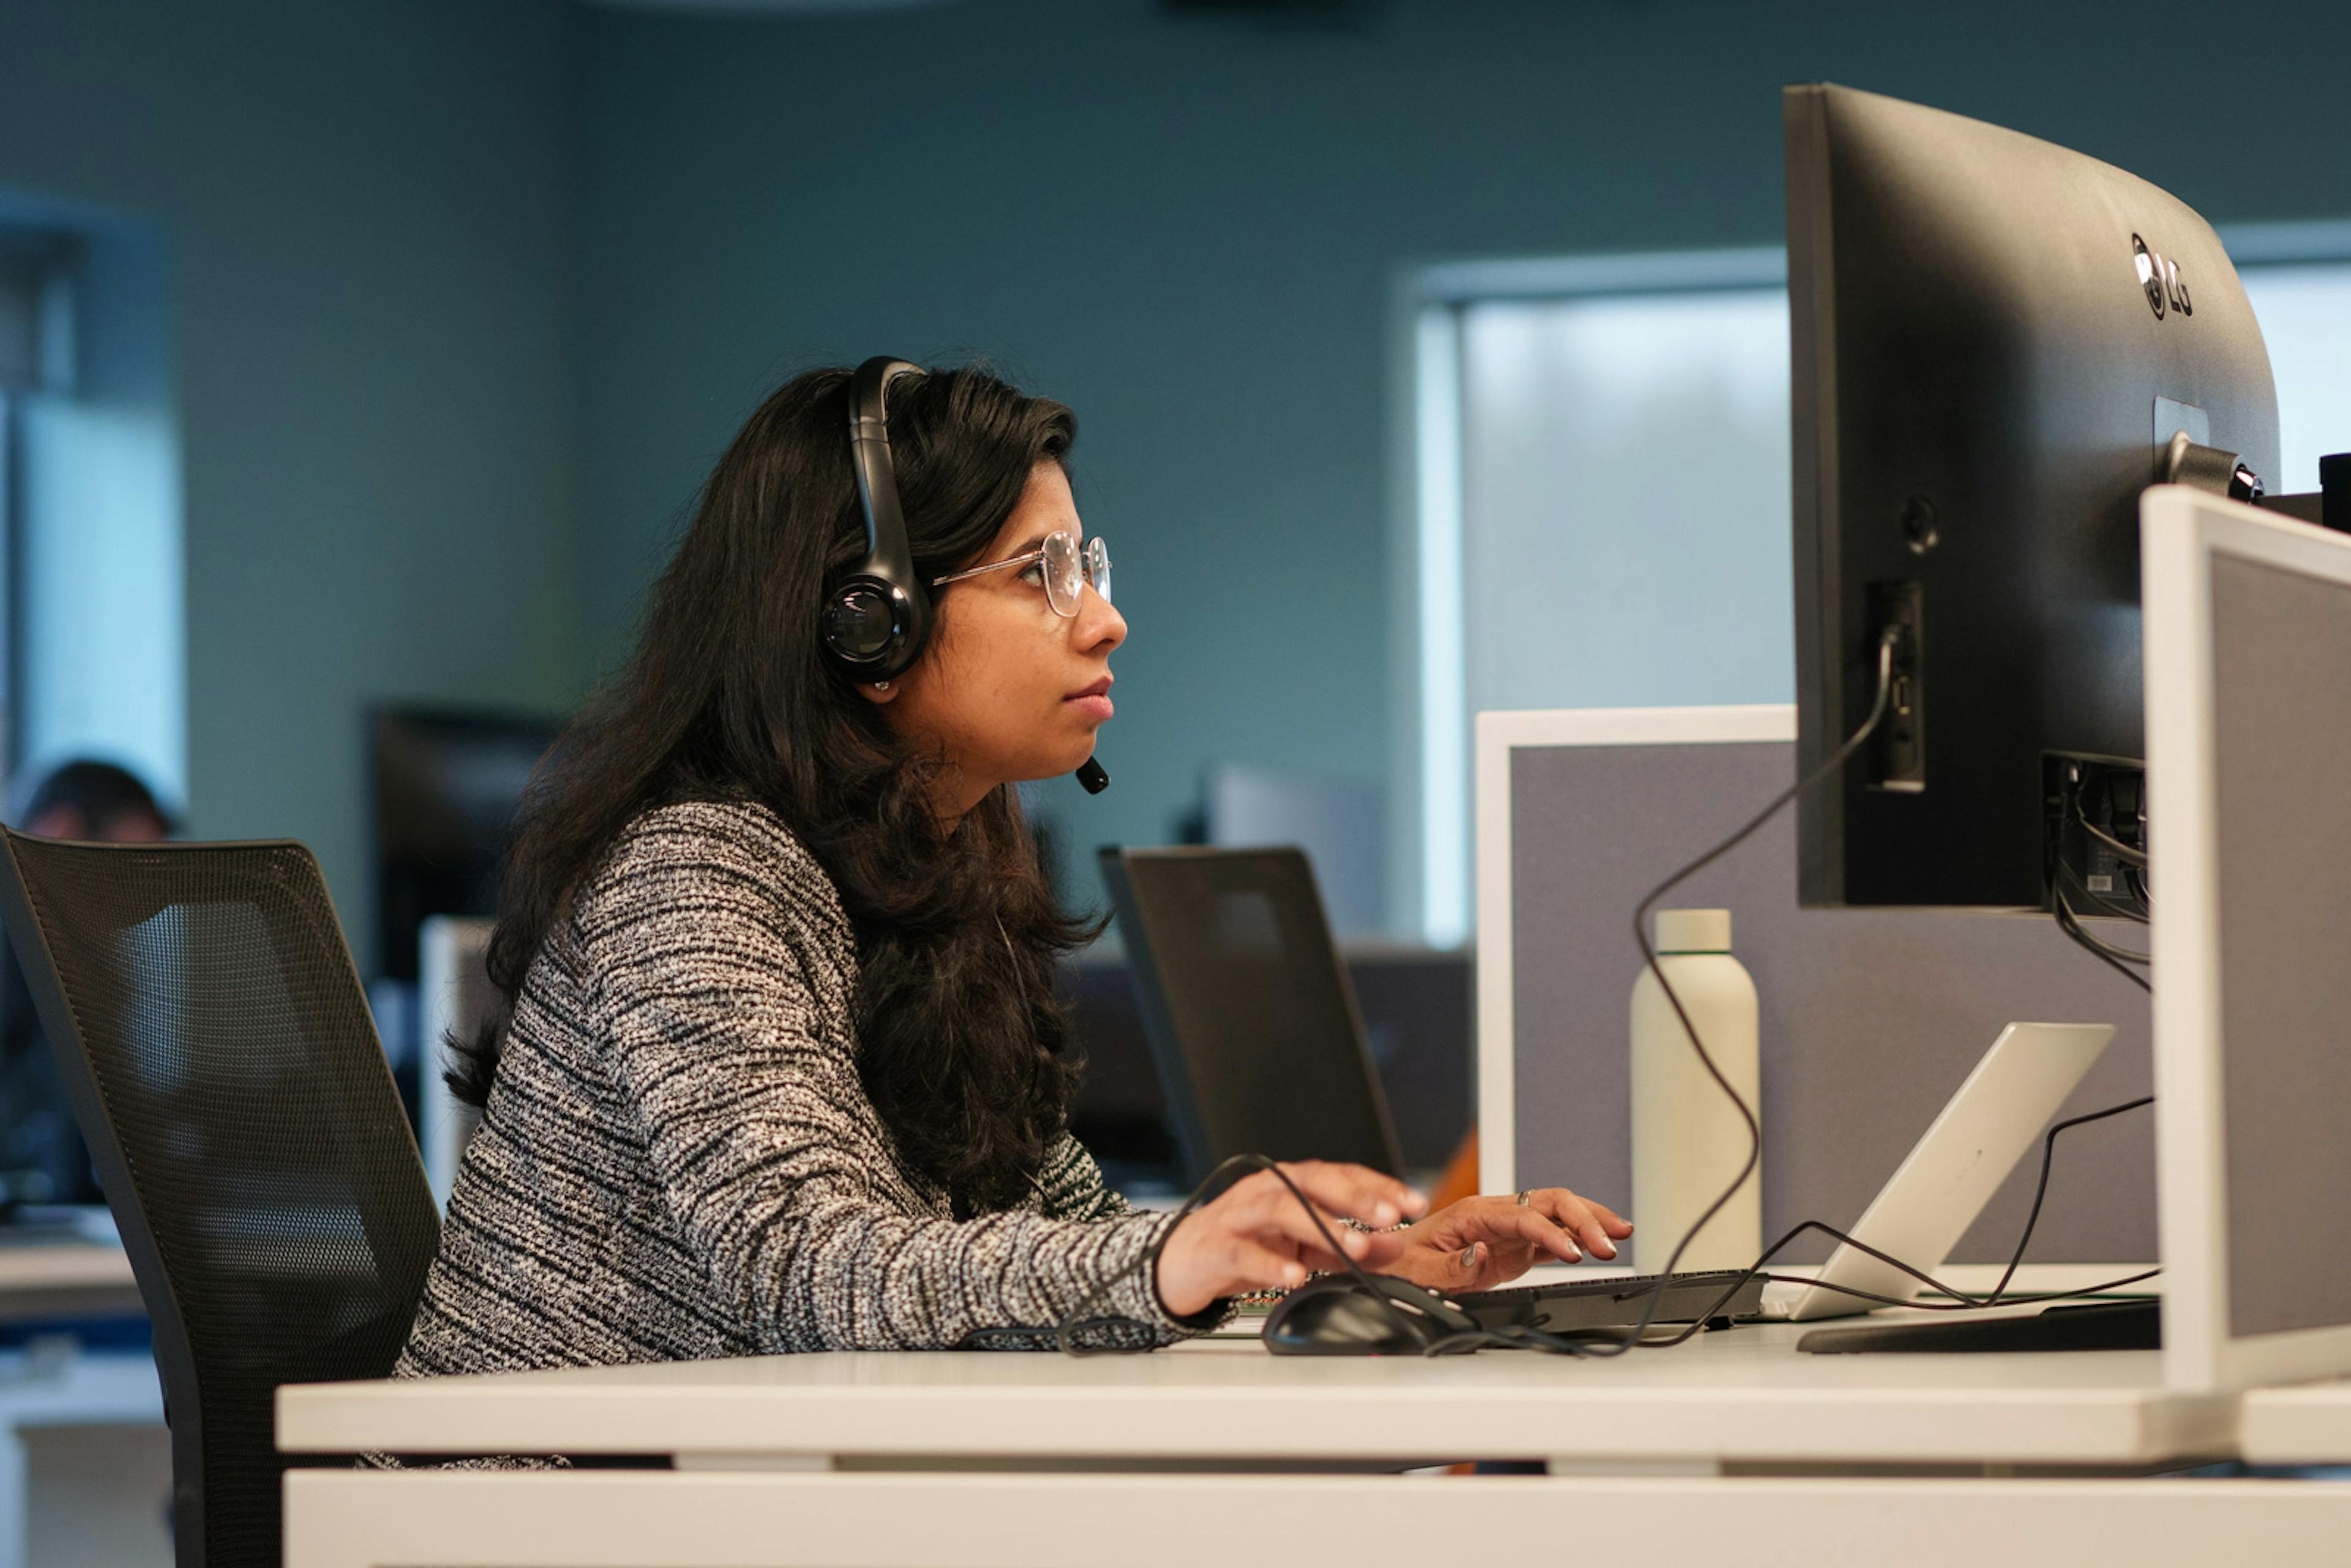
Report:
1096,845,1405,1185
0,830,438,1568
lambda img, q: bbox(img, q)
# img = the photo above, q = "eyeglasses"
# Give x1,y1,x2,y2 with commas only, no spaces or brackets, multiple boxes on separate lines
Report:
930,531,1112,618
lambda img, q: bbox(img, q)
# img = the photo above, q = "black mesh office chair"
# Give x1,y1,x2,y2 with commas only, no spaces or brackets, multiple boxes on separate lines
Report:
0,830,439,1568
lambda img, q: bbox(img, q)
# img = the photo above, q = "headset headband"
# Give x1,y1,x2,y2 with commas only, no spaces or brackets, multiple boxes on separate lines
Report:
822,357,931,681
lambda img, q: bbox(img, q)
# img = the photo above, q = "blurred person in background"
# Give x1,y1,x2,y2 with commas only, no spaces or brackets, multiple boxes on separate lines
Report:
0,759,176,1209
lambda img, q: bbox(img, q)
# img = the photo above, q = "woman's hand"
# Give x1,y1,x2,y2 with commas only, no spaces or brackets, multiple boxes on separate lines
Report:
1153,1162,1427,1318
1383,1188,1633,1296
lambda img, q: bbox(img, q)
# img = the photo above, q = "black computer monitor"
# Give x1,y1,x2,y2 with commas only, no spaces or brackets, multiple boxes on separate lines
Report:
1786,84,2279,909
369,706,563,983
1096,846,1406,1185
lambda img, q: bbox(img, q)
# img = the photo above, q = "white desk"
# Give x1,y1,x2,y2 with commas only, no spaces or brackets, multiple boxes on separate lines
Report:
2240,1378,2351,1466
276,1316,2349,1568
282,1318,2219,1471
0,1243,160,1568
0,1242,138,1325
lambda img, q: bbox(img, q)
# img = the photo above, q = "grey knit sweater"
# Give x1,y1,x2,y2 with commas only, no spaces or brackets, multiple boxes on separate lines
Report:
393,798,1203,1379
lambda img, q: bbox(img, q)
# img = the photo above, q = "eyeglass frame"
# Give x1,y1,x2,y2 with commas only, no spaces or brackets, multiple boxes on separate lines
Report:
928,531,1111,618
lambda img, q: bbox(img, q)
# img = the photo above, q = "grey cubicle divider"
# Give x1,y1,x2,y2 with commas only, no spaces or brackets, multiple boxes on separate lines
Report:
1494,715,2156,1266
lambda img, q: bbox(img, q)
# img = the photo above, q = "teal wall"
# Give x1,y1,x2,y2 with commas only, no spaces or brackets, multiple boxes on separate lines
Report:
571,0,2351,926
0,0,580,966
6,0,2351,958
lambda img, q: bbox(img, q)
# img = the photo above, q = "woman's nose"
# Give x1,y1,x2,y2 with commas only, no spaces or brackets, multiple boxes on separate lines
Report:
1076,582,1125,653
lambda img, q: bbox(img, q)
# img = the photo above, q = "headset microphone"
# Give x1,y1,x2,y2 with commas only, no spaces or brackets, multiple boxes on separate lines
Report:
1075,757,1109,794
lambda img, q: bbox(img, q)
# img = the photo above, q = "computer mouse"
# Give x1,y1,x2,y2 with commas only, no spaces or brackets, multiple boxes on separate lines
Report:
1260,1274,1481,1356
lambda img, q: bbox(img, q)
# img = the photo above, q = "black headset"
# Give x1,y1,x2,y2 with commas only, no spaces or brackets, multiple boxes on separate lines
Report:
822,356,934,684
823,355,1110,793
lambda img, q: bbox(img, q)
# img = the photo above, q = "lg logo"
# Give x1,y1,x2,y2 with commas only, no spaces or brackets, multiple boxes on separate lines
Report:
2133,233,2192,320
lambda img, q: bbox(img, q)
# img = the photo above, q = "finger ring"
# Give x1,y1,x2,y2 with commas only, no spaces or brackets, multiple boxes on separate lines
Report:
1515,1189,1531,1206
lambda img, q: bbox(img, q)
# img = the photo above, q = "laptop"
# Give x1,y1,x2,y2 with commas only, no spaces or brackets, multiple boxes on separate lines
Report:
1754,1021,2116,1321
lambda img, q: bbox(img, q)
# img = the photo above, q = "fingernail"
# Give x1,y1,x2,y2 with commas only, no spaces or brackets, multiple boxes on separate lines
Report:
1371,1202,1397,1225
1343,1230,1367,1254
1597,1244,1617,1259
1407,1188,1429,1212
1284,1264,1305,1285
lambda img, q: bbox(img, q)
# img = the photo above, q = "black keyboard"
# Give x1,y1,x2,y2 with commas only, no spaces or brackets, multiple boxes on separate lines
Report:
1450,1269,1765,1335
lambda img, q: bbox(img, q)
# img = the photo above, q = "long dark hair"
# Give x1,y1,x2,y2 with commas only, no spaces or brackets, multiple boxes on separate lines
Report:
449,364,1098,1213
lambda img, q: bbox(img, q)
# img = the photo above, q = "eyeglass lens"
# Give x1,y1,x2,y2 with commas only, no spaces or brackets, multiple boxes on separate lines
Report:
1042,533,1112,617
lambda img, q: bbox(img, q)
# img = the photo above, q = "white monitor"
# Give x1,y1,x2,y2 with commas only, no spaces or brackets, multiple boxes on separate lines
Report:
418,915,496,1210
2144,484,2351,1390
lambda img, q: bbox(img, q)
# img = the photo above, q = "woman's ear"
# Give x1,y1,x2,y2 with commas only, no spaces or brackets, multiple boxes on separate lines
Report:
856,680,901,707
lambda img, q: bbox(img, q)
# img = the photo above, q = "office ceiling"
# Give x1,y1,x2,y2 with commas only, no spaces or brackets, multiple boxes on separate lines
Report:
577,0,961,13
578,0,1379,14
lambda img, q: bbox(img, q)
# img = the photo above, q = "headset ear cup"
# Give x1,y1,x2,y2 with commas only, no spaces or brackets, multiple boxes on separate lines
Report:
822,576,927,681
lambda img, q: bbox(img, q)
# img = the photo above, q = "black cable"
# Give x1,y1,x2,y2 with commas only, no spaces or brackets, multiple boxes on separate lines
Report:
2074,800,2150,868
1549,627,1903,1359
2054,891,2151,965
1979,1095,2153,1302
1427,1261,2168,1357
1423,1095,2158,1356
962,1153,1442,1356
2053,890,2154,992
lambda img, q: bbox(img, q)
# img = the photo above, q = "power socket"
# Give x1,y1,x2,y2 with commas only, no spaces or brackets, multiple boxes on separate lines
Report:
1867,582,1924,791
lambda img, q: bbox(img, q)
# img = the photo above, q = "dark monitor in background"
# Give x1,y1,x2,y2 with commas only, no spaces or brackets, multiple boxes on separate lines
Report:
1061,940,1471,1194
1096,846,1406,1186
369,708,562,1118
1785,84,2279,910
369,707,563,986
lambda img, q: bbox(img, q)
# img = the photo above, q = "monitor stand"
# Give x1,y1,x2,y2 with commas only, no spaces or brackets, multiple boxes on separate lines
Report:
1794,1297,2159,1354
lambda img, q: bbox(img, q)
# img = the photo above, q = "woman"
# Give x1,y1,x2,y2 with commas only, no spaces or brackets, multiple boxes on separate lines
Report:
398,362,1629,1375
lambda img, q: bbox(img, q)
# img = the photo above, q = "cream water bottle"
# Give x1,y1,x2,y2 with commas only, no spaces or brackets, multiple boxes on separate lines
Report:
1629,908,1760,1275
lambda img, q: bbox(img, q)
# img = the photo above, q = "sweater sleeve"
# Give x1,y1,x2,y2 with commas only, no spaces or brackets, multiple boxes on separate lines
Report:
1032,1133,1135,1221
575,808,1200,1351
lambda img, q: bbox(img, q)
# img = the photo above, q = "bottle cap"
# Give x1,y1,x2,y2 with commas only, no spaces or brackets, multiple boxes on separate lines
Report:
1654,908,1731,954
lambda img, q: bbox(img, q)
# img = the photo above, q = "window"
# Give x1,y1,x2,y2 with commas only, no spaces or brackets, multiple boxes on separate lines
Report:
0,211,184,820
0,233,59,786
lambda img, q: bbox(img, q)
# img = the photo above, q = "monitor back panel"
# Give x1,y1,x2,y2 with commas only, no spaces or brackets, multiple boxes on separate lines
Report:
1493,719,2156,1266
